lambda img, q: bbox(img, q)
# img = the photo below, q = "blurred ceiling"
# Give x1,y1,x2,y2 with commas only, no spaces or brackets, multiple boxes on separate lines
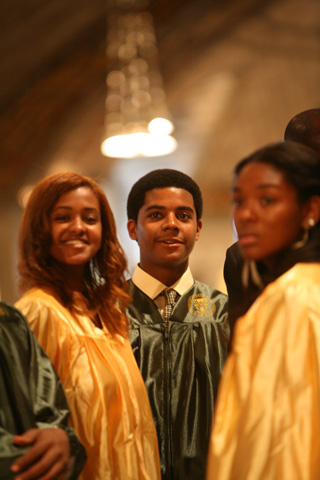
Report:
0,0,319,301
1,0,319,202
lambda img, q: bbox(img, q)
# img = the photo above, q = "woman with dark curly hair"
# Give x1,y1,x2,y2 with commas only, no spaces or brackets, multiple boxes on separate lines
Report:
15,172,160,480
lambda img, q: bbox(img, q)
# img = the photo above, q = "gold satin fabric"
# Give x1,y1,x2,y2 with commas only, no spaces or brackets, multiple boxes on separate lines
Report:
206,263,320,480
16,288,161,480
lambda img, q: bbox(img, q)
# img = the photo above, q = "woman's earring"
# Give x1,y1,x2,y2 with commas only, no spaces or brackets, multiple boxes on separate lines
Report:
292,228,309,250
292,218,315,249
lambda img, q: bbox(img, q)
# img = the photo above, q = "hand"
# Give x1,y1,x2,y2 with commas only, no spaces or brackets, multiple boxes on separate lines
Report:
11,428,71,480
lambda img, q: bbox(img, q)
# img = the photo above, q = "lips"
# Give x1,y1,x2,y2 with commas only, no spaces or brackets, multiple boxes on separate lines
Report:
157,237,183,245
62,238,88,246
238,233,258,247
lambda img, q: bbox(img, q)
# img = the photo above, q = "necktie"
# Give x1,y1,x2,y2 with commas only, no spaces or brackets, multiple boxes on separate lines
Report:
162,289,178,323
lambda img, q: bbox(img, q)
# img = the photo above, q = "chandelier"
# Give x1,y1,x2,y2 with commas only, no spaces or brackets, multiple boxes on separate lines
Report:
101,0,177,158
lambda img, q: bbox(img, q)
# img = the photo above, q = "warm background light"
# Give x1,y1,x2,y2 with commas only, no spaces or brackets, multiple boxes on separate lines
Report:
0,0,318,304
148,117,174,135
101,131,177,158
102,0,177,158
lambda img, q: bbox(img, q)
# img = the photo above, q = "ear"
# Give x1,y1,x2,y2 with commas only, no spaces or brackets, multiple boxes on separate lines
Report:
195,219,202,241
127,219,138,241
302,196,320,230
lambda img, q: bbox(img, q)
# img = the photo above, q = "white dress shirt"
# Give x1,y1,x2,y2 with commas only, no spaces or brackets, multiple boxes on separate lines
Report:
131,265,194,319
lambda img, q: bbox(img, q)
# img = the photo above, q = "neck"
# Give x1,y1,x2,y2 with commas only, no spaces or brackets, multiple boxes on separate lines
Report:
139,262,188,287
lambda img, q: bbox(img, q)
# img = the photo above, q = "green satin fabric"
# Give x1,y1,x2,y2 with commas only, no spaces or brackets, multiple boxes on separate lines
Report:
128,280,230,480
0,302,86,479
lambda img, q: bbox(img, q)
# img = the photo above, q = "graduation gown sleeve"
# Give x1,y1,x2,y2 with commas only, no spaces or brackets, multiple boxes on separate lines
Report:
0,302,86,480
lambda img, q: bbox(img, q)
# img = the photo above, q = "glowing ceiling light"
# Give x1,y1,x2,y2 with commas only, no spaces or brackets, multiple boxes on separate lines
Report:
101,132,177,158
148,117,174,135
102,1,177,159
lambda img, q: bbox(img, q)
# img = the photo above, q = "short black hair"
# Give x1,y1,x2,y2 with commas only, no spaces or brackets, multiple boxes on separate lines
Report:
284,108,320,155
127,168,203,221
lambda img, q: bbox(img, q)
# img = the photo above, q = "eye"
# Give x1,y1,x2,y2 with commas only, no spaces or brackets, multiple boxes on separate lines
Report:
231,197,243,207
149,212,161,219
260,196,275,206
178,212,191,220
84,216,99,224
53,214,70,222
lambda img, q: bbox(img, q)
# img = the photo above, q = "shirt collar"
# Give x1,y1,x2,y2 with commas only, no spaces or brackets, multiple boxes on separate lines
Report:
131,265,194,300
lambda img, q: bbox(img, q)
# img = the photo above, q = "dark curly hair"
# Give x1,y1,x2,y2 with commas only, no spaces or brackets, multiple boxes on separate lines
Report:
126,168,203,222
18,172,130,337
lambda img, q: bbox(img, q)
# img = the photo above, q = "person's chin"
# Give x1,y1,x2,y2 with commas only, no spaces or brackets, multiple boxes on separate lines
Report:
159,253,187,267
62,255,91,266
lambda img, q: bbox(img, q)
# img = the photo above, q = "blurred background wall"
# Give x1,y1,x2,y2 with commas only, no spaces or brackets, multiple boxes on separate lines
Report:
0,0,319,303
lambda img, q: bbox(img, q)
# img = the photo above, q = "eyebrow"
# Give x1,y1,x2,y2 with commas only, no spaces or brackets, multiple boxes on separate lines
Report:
232,184,282,192
144,204,194,213
52,206,99,212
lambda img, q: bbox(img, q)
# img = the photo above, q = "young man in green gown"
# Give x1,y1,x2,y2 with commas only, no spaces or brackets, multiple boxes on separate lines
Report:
126,169,230,480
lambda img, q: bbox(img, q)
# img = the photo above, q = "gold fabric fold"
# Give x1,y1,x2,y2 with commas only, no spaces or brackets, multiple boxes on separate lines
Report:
16,288,160,480
206,263,320,480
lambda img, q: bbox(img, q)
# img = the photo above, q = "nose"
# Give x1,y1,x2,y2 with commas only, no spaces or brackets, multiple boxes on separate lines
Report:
70,216,85,233
162,212,179,230
234,200,258,224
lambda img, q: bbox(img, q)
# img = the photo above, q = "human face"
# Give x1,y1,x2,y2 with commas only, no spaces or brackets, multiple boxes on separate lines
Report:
232,162,310,267
127,187,202,279
49,187,102,269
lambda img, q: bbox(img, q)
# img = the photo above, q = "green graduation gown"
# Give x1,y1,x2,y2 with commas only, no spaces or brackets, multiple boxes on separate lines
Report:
127,280,230,480
0,302,86,479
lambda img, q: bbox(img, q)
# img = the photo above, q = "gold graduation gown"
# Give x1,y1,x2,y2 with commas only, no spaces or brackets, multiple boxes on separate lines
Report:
16,288,161,480
206,263,320,480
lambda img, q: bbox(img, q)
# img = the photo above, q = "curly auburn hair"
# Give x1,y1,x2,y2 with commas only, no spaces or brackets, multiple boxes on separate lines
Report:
18,172,130,337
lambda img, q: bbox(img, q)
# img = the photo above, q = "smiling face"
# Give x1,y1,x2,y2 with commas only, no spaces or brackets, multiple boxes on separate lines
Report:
127,187,202,282
49,187,102,270
232,161,311,267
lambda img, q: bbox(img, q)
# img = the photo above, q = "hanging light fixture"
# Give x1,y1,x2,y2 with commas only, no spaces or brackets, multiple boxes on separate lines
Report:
101,0,177,158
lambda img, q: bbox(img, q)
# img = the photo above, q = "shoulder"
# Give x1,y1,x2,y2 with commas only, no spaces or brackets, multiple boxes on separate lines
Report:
225,241,243,266
0,301,29,333
279,262,320,284
264,263,320,317
15,288,73,335
16,288,65,313
262,263,320,303
0,301,28,323
17,287,58,302
127,279,150,301
234,263,320,346
193,280,228,302
0,302,36,361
